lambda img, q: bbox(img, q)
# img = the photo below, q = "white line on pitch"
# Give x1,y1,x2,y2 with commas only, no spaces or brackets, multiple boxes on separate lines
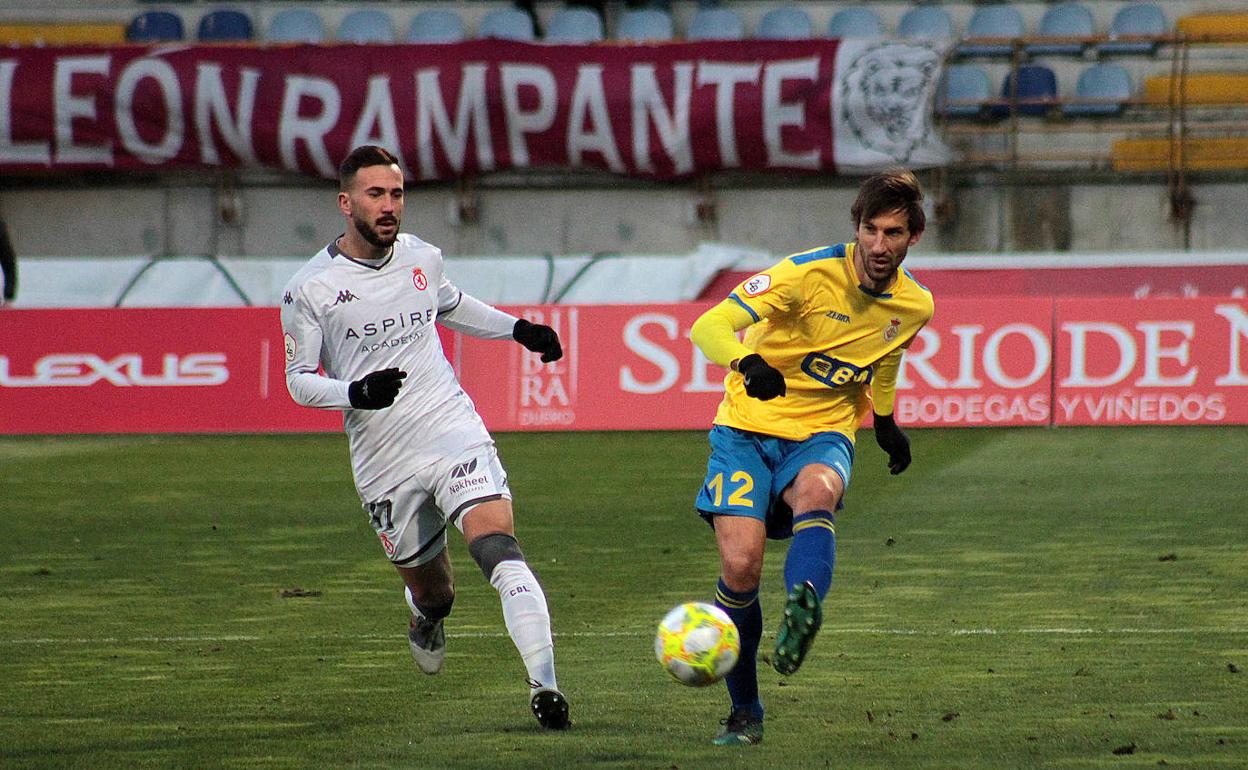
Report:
1,627,1245,646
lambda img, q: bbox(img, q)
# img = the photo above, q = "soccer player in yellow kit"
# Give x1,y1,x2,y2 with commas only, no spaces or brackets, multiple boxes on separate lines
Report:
690,170,934,746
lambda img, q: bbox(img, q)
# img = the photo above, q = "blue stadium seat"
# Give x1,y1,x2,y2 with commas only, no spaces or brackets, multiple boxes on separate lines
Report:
477,8,535,41
757,7,813,40
198,10,253,42
545,8,603,43
1026,2,1094,56
126,10,184,43
937,64,994,118
617,9,673,41
687,8,744,41
337,10,395,44
957,5,1023,57
1063,63,1133,116
267,9,325,44
1099,3,1166,56
994,64,1059,117
827,7,884,39
897,6,955,40
407,10,465,43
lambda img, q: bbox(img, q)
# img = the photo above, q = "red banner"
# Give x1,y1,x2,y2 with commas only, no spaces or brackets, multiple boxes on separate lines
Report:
0,40,849,180
1054,298,1248,425
2,299,1245,434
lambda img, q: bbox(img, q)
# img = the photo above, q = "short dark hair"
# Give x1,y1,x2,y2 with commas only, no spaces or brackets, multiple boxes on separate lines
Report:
339,145,400,191
851,170,925,234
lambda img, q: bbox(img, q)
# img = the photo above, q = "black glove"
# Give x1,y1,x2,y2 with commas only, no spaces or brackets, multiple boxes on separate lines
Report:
737,353,786,400
873,413,911,475
513,319,563,363
348,368,407,410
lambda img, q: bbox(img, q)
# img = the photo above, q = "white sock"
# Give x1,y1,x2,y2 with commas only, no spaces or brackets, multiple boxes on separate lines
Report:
404,586,420,617
489,559,558,692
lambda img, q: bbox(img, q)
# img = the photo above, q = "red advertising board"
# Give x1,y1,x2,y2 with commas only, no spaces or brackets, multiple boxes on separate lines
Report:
2,299,1245,434
1053,298,1248,425
895,298,1053,426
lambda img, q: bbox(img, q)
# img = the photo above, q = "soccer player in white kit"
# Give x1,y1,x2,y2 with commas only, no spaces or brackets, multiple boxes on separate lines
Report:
279,145,570,729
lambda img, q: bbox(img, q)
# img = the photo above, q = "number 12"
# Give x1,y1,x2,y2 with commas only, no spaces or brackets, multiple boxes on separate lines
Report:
707,471,755,508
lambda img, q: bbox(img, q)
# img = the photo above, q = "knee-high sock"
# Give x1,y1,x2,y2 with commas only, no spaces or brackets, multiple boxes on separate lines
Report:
782,509,836,599
490,559,558,691
715,578,763,719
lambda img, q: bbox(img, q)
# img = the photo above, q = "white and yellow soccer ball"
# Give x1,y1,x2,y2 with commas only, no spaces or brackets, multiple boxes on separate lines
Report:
655,602,741,687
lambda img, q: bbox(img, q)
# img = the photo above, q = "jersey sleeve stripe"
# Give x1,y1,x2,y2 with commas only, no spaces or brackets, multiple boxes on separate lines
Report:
728,293,760,322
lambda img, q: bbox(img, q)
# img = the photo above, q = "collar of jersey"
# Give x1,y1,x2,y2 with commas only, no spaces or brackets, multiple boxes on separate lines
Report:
328,234,394,270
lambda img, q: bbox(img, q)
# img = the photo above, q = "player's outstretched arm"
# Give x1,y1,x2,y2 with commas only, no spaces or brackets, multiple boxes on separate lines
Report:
348,368,407,409
513,319,562,363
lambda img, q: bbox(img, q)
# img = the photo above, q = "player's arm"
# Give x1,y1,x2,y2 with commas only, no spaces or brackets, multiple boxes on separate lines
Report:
436,278,562,363
690,297,785,400
870,347,910,474
281,288,405,410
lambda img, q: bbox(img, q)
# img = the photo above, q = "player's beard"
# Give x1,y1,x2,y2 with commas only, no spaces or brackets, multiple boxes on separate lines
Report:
353,213,399,249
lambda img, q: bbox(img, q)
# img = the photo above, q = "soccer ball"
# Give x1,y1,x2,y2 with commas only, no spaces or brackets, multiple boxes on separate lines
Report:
654,602,740,687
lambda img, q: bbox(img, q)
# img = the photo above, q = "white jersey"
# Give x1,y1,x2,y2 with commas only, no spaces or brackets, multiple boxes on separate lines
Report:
280,233,516,500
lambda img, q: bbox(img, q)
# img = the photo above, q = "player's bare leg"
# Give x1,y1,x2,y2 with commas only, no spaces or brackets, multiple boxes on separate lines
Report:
462,499,569,729
397,551,454,674
773,464,844,675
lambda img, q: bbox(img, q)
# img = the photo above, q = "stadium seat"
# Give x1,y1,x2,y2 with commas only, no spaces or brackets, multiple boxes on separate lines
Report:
1063,63,1133,117
267,9,325,44
0,22,125,45
687,8,744,41
544,8,603,43
827,7,884,39
1142,73,1248,105
957,5,1024,57
407,10,465,43
757,7,813,40
477,8,535,41
1176,13,1248,42
126,10,184,43
937,64,994,119
1026,2,1094,56
337,10,395,44
197,10,253,42
1112,137,1248,171
1099,3,1166,55
994,64,1059,117
897,6,955,40
617,9,673,42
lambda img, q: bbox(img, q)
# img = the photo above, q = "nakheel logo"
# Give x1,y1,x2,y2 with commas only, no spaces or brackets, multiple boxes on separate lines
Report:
514,308,578,428
448,458,489,495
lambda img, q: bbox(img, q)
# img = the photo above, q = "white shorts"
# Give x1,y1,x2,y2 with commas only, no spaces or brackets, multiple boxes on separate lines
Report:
363,444,511,567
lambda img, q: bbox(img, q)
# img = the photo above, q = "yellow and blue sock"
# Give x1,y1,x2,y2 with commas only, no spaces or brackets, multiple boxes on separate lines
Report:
782,509,836,598
715,578,764,720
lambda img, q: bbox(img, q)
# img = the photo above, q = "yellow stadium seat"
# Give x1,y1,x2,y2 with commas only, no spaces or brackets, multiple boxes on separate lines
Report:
1141,73,1248,105
1112,137,1248,171
0,23,126,45
1177,13,1248,42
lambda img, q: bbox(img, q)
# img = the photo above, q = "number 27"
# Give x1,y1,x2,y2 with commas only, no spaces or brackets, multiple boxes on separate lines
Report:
707,471,755,508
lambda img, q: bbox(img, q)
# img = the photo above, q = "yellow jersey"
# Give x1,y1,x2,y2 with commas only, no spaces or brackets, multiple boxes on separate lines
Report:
692,242,934,442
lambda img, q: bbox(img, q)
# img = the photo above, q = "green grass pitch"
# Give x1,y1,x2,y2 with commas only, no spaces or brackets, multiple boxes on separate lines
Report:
1,427,1246,769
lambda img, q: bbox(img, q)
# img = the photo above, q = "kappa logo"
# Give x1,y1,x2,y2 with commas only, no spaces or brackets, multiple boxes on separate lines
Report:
450,459,479,479
334,290,359,305
283,292,293,305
